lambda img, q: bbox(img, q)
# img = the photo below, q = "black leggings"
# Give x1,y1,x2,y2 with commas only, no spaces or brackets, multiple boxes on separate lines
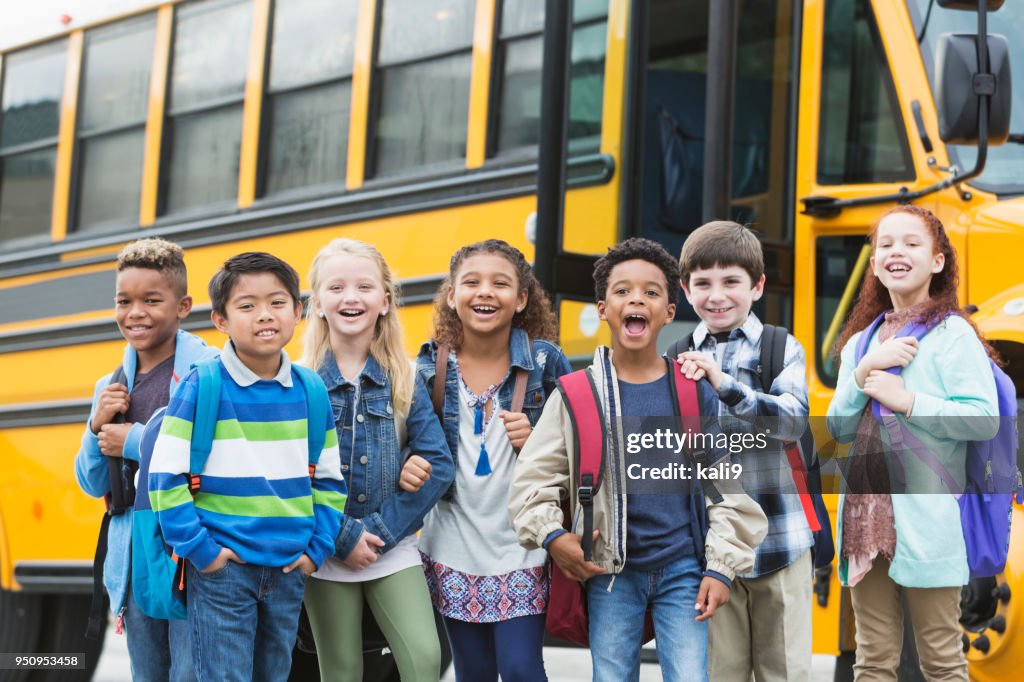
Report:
443,614,548,682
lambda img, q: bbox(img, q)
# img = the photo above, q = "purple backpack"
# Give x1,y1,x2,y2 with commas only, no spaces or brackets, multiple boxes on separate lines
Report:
854,312,1021,578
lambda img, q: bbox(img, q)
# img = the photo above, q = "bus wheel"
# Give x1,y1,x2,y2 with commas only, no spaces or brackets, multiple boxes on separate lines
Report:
0,589,43,682
27,595,104,682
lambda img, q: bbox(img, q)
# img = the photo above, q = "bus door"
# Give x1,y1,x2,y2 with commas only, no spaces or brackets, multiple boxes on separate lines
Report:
623,0,799,345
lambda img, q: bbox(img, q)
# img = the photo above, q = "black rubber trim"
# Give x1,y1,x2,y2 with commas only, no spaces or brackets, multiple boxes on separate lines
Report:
0,154,614,280
13,563,94,594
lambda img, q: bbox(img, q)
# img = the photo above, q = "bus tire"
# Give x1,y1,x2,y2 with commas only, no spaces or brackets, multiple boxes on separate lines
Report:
0,589,43,682
27,595,104,682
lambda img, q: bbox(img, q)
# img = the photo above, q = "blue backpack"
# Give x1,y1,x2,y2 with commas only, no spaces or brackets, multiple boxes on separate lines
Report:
131,359,330,619
854,312,1021,578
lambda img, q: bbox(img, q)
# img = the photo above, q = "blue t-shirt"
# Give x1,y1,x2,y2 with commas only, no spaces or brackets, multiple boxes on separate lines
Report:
619,374,693,571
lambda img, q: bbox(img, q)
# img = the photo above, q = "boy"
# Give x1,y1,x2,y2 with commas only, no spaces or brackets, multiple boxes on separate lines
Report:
75,237,216,682
676,221,814,682
509,238,766,682
148,252,346,681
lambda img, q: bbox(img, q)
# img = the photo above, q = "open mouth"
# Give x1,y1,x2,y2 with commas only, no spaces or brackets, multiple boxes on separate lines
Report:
339,309,365,318
624,314,648,336
256,329,277,338
471,305,498,316
886,263,911,273
706,307,733,315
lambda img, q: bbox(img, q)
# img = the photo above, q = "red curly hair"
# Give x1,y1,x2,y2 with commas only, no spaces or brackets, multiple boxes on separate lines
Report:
432,239,559,348
834,205,999,362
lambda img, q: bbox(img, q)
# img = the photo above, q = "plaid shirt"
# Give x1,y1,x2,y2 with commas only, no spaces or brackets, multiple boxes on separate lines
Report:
688,313,813,578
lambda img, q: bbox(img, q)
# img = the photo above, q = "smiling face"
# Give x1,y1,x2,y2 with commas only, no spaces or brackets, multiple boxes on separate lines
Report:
598,259,676,354
212,272,301,373
115,267,192,367
447,252,527,342
682,264,765,334
313,253,390,349
871,211,945,310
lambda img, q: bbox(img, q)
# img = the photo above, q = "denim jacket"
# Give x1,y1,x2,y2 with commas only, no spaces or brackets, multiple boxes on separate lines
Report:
319,352,454,561
415,327,572,497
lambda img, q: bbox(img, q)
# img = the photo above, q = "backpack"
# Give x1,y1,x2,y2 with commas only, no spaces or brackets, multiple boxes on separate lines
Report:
665,325,835,570
132,359,330,619
854,312,1021,579
86,365,141,639
545,357,721,647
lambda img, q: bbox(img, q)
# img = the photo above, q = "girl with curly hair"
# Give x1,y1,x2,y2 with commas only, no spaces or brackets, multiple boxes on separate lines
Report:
405,239,571,681
826,205,1000,681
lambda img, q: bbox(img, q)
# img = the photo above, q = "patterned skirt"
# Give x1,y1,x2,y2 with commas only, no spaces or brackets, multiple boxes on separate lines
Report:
421,552,548,623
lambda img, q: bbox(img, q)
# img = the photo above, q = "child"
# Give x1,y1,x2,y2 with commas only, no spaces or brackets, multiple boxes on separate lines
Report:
75,237,214,682
826,205,999,680
148,252,346,681
675,221,814,682
415,239,571,682
298,239,454,682
509,237,767,682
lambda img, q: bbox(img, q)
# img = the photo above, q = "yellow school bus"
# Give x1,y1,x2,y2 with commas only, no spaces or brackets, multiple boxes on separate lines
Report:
0,0,1020,680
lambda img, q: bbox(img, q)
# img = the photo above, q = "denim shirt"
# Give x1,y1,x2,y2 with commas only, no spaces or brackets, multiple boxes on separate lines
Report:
318,352,454,561
416,327,572,497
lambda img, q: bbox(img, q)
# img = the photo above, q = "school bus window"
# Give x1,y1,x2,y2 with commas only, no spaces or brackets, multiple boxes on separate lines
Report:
815,235,867,387
163,0,252,216
817,0,913,185
0,40,66,249
262,0,358,196
372,0,475,177
493,0,608,155
75,15,155,235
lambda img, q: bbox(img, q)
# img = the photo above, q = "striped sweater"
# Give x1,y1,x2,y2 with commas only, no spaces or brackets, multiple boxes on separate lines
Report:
148,359,347,571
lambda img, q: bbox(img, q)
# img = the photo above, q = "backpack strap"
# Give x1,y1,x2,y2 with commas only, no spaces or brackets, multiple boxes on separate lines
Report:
432,343,449,420
758,325,787,392
293,364,329,475
509,339,532,414
665,333,694,361
854,312,889,365
558,369,606,562
188,360,223,494
668,358,722,504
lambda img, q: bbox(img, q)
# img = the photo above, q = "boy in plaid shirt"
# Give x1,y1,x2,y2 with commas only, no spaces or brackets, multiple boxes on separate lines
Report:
673,221,813,682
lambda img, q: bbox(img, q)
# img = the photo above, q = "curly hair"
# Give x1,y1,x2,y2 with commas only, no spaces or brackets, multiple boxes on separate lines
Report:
593,237,680,305
432,239,558,348
834,205,1000,362
116,237,188,297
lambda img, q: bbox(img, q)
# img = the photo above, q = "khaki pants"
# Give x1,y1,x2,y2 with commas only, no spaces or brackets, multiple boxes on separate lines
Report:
850,558,967,682
708,549,812,682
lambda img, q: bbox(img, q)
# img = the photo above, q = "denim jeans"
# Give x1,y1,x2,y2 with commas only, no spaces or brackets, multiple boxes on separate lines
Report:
187,561,306,682
124,588,196,682
587,553,708,682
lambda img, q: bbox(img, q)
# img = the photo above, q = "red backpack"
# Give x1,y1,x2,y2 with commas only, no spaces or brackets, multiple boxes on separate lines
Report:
546,358,720,646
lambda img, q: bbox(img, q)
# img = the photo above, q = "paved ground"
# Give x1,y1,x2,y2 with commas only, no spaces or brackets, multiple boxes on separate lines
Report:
93,622,838,680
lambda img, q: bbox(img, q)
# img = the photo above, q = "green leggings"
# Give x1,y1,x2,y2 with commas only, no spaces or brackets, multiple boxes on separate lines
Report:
303,567,441,682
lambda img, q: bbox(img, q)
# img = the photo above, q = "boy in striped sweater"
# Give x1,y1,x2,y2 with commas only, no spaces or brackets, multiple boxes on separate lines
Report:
149,252,347,681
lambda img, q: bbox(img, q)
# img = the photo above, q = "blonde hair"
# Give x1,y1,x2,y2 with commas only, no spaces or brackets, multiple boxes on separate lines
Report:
117,237,188,297
301,239,413,415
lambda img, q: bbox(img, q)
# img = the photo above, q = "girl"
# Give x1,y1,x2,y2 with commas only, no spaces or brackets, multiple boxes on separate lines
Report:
415,239,572,682
826,205,1000,681
300,239,455,682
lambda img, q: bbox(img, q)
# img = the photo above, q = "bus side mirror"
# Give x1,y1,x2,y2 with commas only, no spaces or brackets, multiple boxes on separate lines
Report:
935,33,1012,145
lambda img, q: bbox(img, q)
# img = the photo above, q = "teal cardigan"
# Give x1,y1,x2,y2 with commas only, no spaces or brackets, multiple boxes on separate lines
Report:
826,314,999,588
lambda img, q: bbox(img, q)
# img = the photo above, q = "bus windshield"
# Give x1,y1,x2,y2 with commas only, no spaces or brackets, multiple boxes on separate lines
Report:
908,0,1024,196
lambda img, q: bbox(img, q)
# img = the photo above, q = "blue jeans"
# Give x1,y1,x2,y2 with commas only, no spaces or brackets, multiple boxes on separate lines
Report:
587,553,708,682
124,588,196,682
443,614,548,682
187,561,306,682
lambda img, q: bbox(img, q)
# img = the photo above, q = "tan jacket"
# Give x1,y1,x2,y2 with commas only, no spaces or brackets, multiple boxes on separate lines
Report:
508,347,767,580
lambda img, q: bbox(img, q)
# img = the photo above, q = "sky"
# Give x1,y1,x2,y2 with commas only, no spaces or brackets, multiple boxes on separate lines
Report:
0,0,153,50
